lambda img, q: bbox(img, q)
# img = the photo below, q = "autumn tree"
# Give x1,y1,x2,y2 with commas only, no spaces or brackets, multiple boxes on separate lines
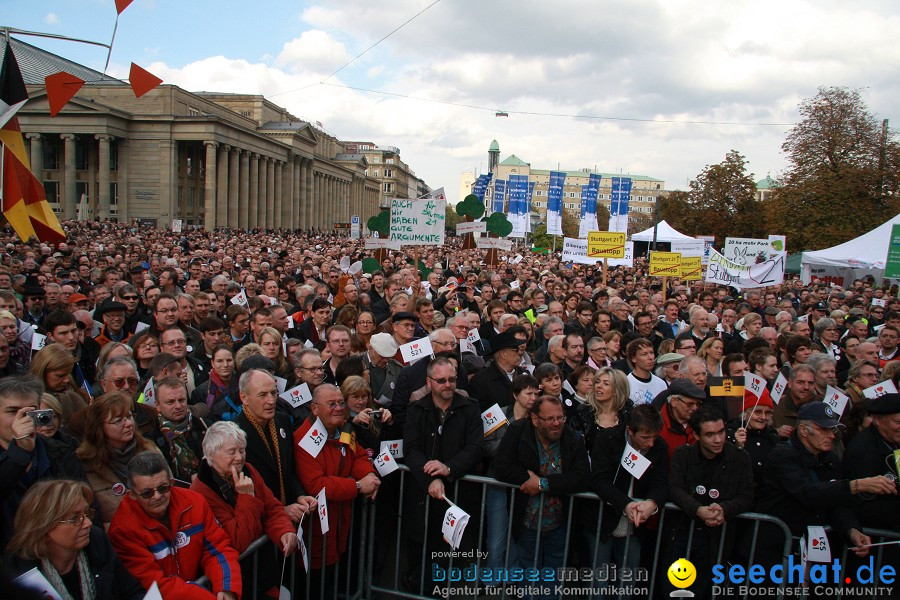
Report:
685,150,763,245
764,87,900,250
657,190,695,233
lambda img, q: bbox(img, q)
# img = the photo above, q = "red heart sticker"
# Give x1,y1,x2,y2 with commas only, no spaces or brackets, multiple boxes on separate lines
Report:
311,429,319,437
383,455,390,462
413,344,419,349
293,390,299,396
321,508,326,517
486,412,492,419
877,386,884,392
392,443,398,448
450,519,455,526
631,453,638,461
812,539,818,547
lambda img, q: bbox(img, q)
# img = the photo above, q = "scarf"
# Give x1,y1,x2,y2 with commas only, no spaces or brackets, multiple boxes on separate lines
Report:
159,415,200,479
206,369,234,408
243,410,286,503
197,457,244,507
108,438,137,482
40,552,97,600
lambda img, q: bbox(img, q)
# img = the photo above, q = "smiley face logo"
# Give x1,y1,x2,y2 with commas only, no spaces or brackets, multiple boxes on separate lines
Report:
667,558,696,589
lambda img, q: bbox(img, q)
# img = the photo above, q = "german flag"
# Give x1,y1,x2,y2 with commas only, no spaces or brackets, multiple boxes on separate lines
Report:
0,45,65,244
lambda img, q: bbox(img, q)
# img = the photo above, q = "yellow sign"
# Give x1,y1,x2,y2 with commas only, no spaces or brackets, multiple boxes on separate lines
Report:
586,231,626,258
680,256,702,281
649,251,681,276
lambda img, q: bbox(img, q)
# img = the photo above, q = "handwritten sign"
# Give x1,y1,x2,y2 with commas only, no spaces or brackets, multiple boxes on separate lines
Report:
649,251,682,277
586,231,626,258
364,237,401,250
475,237,513,251
705,247,785,290
390,198,446,246
456,221,487,235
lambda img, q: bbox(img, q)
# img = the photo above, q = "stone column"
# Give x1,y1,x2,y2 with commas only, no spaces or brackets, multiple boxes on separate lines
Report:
311,171,319,231
266,158,275,229
257,157,268,229
306,161,315,231
26,134,41,179
203,141,217,230
274,159,283,229
96,135,111,220
281,158,293,229
248,153,259,229
299,160,309,229
239,151,249,230
60,134,76,219
216,145,229,228
117,140,128,222
228,147,239,228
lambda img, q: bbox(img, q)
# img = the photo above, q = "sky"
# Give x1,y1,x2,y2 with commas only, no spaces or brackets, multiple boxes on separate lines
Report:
7,0,900,202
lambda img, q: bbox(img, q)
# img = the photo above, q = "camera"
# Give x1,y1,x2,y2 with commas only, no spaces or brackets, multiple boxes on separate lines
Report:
27,409,55,427
370,409,383,422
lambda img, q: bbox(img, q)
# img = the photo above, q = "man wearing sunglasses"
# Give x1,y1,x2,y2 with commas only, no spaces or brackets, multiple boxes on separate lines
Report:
110,450,242,600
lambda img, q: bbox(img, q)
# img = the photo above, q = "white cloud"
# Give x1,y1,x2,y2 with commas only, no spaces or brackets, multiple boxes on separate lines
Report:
43,13,59,25
275,30,349,75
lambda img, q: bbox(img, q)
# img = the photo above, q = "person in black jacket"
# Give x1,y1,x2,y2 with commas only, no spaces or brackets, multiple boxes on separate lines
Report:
495,395,590,576
5,479,144,599
666,406,754,598
468,327,529,411
236,369,316,524
402,357,484,594
589,404,668,572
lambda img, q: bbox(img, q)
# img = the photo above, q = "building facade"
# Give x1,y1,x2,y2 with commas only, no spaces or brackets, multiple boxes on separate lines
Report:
7,37,428,230
342,142,430,209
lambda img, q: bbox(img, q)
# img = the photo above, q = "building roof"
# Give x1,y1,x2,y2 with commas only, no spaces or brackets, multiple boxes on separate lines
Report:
498,154,529,167
529,168,663,182
1,36,125,86
489,139,500,152
756,176,781,190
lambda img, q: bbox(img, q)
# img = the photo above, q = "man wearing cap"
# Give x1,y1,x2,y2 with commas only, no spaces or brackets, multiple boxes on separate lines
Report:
21,278,47,327
469,327,529,412
844,393,900,534
756,402,894,564
763,305,779,328
67,292,90,312
656,353,684,384
364,332,403,405
94,300,133,347
659,379,704,459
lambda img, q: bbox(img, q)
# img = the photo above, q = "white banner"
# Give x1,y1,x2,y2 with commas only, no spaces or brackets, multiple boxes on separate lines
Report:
705,248,785,290
476,237,513,251
561,237,634,267
456,221,487,235
364,237,401,250
389,198,446,246
671,239,706,257
723,235,786,266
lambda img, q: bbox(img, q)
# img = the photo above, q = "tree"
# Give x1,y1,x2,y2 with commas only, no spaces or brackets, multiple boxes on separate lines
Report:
657,190,694,233
765,87,900,250
686,150,763,245
561,210,580,238
445,203,463,233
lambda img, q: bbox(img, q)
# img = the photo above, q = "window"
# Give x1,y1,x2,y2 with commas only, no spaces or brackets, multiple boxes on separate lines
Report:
109,140,118,171
386,158,394,164
43,181,59,208
384,169,393,178
372,170,378,177
110,183,118,218
536,190,544,196
42,142,59,170
372,156,380,163
75,139,89,171
383,182,393,193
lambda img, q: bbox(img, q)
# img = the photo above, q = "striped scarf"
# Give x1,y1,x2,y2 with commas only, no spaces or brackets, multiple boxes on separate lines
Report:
243,410,286,503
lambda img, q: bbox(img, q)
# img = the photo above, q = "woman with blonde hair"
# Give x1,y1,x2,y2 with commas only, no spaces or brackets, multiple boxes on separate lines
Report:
29,343,89,423
76,391,160,526
343,375,393,452
698,337,725,377
0,308,30,370
255,326,290,378
572,367,632,449
602,330,623,365
6,479,144,599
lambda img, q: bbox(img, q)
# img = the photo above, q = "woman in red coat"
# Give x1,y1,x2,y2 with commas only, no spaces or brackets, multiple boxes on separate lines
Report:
191,421,298,597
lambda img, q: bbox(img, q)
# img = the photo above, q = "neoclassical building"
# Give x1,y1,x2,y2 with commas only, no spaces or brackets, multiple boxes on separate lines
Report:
6,36,401,230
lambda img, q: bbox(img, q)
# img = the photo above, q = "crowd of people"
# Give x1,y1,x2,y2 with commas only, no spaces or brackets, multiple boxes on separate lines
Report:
0,219,899,599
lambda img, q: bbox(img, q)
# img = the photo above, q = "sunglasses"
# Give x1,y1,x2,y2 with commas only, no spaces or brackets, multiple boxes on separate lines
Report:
135,483,172,500
428,376,457,385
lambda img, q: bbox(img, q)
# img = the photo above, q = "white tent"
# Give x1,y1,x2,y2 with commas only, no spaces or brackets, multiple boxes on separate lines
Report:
631,220,695,242
800,213,900,285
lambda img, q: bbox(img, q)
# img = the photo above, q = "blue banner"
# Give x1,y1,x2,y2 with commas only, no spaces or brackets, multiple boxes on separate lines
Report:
609,176,633,233
508,175,529,237
492,180,506,214
578,173,602,238
472,174,490,202
546,171,566,235
526,182,535,213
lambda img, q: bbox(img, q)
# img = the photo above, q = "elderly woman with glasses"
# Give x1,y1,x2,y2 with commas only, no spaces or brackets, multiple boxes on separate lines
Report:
191,421,297,597
6,479,145,599
76,391,161,527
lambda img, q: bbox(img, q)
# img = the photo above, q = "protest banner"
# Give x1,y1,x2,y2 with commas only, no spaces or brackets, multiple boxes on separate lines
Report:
680,256,702,281
389,198,445,246
476,237,513,251
671,239,706,258
723,235,786,266
561,237,634,267
885,224,900,279
365,237,401,250
456,221,487,235
586,231,626,258
696,235,716,265
705,247,785,290
649,251,681,277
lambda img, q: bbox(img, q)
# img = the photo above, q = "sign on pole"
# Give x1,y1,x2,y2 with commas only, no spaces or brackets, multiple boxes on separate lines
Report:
350,215,360,239
680,257,702,280
562,238,634,267
885,224,900,278
649,251,682,277
586,231,626,258
389,198,446,246
171,219,182,233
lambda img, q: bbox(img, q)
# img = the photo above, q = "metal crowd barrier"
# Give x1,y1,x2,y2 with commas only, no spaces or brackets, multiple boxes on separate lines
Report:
196,467,896,600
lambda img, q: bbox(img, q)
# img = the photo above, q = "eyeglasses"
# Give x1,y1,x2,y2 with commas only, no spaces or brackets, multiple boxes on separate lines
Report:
156,307,177,314
317,401,347,411
121,295,139,301
357,320,374,325
300,366,325,372
589,346,607,353
104,413,135,427
106,377,139,388
428,376,457,385
432,340,457,348
675,397,702,410
162,339,187,346
534,414,566,424
58,508,96,527
135,483,173,500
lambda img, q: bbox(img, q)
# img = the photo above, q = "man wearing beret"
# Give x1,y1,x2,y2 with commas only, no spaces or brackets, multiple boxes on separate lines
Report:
844,393,900,534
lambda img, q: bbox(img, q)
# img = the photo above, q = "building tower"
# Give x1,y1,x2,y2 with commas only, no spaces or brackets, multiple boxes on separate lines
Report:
488,139,500,173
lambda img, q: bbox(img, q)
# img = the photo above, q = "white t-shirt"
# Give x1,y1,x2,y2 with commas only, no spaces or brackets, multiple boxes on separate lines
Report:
627,372,668,406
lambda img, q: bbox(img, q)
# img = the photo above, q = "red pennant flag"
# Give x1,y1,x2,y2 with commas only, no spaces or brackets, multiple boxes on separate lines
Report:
115,0,135,15
45,72,85,117
129,63,162,98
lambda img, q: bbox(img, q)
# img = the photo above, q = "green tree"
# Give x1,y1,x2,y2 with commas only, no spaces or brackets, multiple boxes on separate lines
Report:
686,150,762,245
445,203,462,233
657,190,694,233
765,87,900,250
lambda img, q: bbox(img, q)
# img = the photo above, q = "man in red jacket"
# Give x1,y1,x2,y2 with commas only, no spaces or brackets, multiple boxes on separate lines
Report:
109,451,242,600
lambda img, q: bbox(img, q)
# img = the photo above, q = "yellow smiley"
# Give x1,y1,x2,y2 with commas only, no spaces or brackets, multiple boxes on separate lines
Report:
667,558,696,589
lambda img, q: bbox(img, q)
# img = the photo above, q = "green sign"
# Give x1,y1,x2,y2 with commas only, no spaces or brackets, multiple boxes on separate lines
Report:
885,224,900,279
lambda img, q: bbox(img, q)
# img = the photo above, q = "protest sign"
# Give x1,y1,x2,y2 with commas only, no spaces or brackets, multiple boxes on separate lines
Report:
671,239,705,258
400,337,434,364
380,439,404,459
649,251,681,277
561,237,634,267
476,237,513,251
705,248,785,290
723,235,785,266
620,443,651,479
823,386,849,418
680,257,702,281
862,380,899,399
481,404,508,436
316,488,329,534
374,450,399,476
390,198,445,246
365,237,401,250
456,221,487,235
298,418,327,458
441,502,470,550
885,224,900,279
586,231,626,258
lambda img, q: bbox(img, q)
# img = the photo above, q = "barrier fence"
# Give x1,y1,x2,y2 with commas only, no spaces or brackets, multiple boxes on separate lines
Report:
196,466,898,600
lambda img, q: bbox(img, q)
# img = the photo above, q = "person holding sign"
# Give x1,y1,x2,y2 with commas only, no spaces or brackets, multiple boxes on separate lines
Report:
725,391,779,499
494,395,591,577
666,406,754,598
588,405,668,574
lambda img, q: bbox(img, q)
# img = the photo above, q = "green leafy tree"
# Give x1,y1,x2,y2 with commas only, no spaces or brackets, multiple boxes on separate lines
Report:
686,150,762,246
657,190,694,233
765,87,900,250
445,204,462,233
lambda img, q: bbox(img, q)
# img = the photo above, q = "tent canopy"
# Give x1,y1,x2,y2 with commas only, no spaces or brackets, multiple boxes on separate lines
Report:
800,213,900,284
631,220,695,242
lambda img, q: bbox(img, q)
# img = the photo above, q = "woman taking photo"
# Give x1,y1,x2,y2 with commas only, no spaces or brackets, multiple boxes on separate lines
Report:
191,345,241,421
698,337,725,377
29,344,90,424
343,375,393,453
6,479,145,599
76,391,160,526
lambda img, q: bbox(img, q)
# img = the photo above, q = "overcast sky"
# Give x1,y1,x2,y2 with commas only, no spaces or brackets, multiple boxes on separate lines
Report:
9,0,900,202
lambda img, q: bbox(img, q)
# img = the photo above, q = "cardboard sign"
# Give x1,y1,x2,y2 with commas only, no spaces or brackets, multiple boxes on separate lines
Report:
770,372,788,405
230,290,248,307
316,488,329,534
298,417,327,458
364,237,401,251
823,385,849,418
31,332,46,351
620,442,651,479
400,337,434,364
561,237,634,267
705,247,785,290
280,382,312,408
373,450,399,476
744,372,766,400
862,380,899,399
475,237,513,251
586,231,626,259
481,404,508,436
142,379,156,407
456,221,487,235
390,198,446,246
807,526,831,562
380,439,404,459
649,251,681,277
441,502,470,550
